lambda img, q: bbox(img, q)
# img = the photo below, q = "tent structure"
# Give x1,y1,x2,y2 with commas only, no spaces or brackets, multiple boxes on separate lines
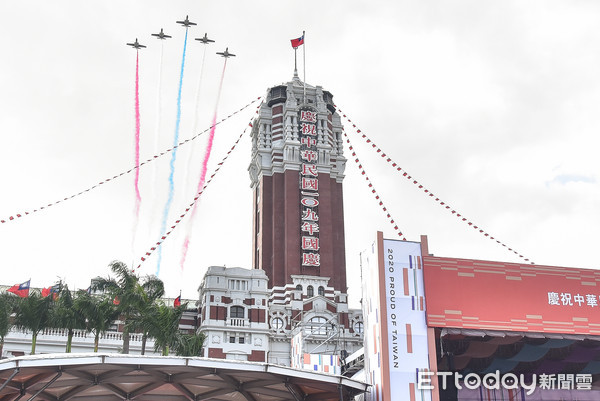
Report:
0,354,368,400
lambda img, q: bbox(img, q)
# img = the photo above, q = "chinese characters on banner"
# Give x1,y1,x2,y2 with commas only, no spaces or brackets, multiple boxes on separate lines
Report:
548,292,599,307
299,109,320,267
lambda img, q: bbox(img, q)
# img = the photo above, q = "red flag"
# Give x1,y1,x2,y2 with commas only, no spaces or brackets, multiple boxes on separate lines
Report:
290,34,304,49
7,280,30,298
174,295,181,307
42,284,60,298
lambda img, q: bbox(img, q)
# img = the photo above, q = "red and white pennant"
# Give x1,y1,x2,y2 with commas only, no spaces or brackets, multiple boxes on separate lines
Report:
134,103,263,271
343,131,406,241
0,97,262,225
336,105,534,264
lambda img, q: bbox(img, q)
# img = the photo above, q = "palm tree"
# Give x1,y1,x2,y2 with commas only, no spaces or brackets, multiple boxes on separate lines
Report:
171,332,206,357
75,291,119,352
13,291,53,354
0,293,15,358
92,260,142,354
149,302,186,356
92,261,165,354
50,283,86,353
127,274,165,355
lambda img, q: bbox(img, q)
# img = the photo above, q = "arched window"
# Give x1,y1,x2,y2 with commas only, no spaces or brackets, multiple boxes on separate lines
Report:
230,306,245,318
309,316,328,335
318,286,325,296
296,284,303,292
307,285,314,297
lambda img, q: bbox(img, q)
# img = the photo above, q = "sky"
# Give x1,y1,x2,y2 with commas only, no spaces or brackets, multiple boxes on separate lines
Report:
0,1,598,307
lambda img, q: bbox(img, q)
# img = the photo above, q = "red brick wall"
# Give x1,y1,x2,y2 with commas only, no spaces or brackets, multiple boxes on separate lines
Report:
208,348,225,359
248,350,266,362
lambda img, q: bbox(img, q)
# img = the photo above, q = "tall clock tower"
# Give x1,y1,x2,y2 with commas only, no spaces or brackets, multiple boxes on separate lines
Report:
248,75,347,293
198,75,362,366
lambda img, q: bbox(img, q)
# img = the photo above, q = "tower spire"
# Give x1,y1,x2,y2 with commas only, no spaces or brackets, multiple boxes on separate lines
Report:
293,47,299,79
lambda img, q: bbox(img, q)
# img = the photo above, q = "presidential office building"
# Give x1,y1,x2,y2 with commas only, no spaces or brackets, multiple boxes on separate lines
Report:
0,74,365,374
196,74,364,368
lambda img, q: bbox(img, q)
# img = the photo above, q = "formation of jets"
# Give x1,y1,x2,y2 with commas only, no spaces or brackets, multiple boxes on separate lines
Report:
127,16,235,59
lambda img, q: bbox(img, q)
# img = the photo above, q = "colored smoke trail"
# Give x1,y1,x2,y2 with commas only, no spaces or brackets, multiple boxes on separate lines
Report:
150,42,165,218
182,44,208,199
157,29,188,275
179,60,228,270
132,52,142,251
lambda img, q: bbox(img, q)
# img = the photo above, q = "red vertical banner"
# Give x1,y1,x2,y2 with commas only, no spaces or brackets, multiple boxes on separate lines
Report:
299,107,320,268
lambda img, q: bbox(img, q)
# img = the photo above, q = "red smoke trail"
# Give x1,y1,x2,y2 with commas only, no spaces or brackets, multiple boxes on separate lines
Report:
179,60,228,270
132,52,142,250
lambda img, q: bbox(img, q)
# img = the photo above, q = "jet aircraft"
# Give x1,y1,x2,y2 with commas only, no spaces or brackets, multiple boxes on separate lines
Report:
151,28,171,40
195,33,215,44
126,39,146,49
217,47,236,58
176,15,196,27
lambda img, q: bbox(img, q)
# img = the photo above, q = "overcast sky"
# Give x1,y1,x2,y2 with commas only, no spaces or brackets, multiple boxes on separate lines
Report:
0,1,598,306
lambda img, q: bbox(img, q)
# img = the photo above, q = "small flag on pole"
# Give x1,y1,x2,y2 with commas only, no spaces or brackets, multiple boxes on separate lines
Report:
42,284,60,299
7,280,30,298
291,34,304,48
174,295,181,307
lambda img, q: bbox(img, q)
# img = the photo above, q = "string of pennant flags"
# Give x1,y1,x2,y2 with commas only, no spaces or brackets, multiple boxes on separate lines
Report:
0,97,261,226
336,105,534,264
343,131,407,240
134,102,262,271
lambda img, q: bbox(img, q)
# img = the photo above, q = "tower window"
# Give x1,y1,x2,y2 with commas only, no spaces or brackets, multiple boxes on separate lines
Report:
318,286,325,296
307,285,314,297
296,284,303,292
230,306,245,318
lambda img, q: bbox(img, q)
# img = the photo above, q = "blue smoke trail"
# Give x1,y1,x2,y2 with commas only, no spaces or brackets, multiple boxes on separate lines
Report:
156,29,188,275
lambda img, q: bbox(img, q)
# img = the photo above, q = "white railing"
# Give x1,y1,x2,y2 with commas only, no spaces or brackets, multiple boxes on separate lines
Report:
9,327,146,342
227,318,248,327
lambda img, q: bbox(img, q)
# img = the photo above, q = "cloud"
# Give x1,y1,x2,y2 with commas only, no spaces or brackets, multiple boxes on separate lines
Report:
547,174,596,186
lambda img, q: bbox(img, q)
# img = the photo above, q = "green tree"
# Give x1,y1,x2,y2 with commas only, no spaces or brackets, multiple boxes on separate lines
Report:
75,291,119,352
126,274,165,355
92,261,164,354
92,261,141,354
13,291,53,354
50,283,86,353
0,293,15,358
149,302,186,356
172,332,206,357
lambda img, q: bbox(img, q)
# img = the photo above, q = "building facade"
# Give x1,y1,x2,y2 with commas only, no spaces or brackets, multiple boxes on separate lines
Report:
198,75,364,367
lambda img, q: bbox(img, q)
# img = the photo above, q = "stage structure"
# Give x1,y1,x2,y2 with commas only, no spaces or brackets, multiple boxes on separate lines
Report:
361,232,600,401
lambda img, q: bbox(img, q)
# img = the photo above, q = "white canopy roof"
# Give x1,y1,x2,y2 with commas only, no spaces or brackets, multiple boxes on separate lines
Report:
0,354,368,401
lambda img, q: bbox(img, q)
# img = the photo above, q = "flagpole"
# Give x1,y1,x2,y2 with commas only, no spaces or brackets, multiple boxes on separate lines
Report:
302,30,306,104
294,47,298,77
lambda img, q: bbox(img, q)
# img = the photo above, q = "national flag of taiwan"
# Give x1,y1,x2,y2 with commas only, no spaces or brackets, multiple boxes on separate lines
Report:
290,34,304,48
7,280,30,298
173,295,181,307
42,284,60,299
